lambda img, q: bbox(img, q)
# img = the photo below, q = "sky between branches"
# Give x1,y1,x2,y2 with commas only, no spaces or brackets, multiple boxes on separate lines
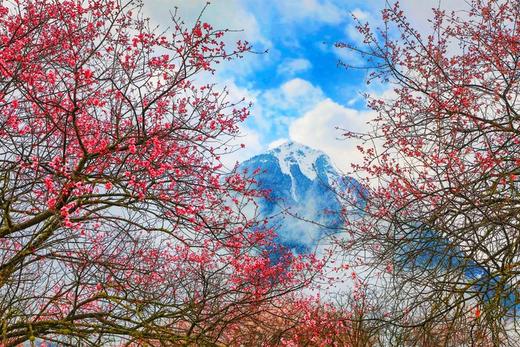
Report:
143,0,469,172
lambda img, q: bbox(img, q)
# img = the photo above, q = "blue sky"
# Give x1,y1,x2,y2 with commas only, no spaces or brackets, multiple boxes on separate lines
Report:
144,0,468,171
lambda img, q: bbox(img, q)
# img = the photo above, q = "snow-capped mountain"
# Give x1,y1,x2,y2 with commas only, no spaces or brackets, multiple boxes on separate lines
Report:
240,141,359,253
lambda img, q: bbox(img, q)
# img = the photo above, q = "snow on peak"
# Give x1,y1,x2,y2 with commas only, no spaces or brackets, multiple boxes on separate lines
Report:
268,141,329,181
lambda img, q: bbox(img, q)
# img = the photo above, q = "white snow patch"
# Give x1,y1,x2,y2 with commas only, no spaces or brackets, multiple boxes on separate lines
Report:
269,141,322,180
267,142,343,201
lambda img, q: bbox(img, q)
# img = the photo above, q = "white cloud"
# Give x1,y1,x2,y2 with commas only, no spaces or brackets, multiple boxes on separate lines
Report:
265,78,324,111
344,0,470,26
345,8,378,46
240,78,381,172
206,79,264,167
275,0,345,24
277,58,312,76
337,0,471,65
351,8,370,21
142,0,272,79
220,124,264,170
268,138,289,149
143,0,266,45
283,78,319,97
331,45,366,66
398,0,470,28
289,99,375,173
219,78,259,107
248,78,324,137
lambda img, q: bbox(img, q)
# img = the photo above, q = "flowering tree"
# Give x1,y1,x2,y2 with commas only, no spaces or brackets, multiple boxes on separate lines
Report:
338,0,520,344
0,1,314,345
218,295,378,347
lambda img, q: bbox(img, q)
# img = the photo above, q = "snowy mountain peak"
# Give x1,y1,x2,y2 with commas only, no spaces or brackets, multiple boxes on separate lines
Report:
268,141,332,181
239,142,348,252
269,140,319,153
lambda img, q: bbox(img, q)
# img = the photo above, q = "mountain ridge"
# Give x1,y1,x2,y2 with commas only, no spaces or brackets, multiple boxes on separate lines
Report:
240,141,347,252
